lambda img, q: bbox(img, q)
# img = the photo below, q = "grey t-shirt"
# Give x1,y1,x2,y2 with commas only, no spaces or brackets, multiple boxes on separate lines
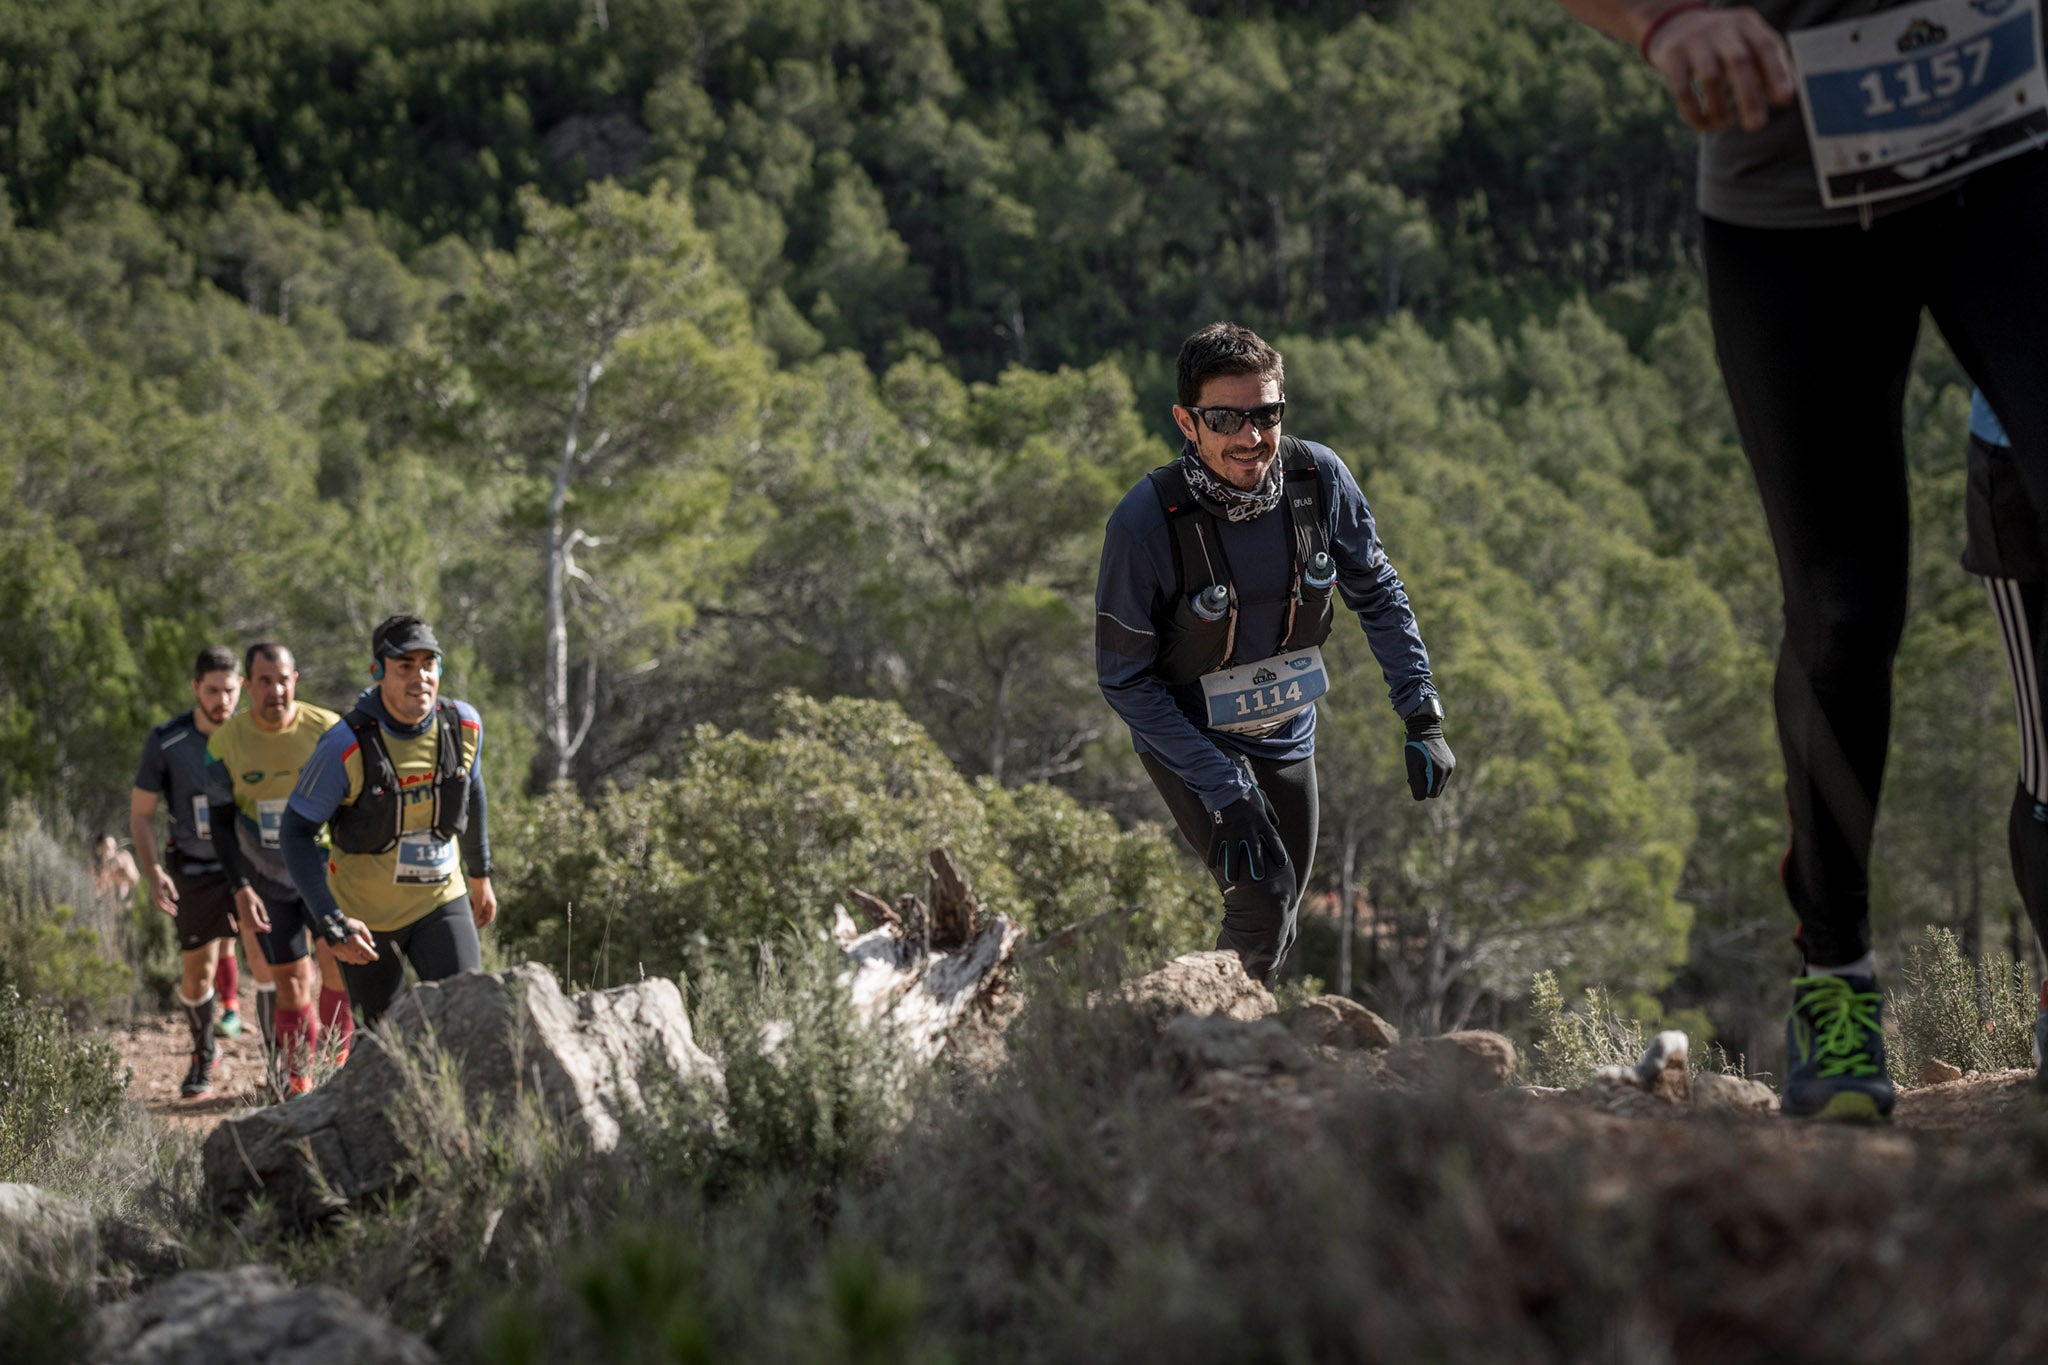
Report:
1700,1,1953,227
134,712,228,866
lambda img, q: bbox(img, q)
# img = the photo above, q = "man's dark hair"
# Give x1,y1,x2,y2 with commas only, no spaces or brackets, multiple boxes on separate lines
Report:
1176,322,1285,408
192,645,239,681
244,641,294,677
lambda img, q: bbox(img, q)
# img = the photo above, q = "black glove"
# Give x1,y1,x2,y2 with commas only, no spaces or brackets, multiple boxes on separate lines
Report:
1207,790,1288,885
1404,712,1455,800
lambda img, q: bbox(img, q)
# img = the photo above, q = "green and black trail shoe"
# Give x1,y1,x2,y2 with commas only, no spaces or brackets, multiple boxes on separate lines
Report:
1782,972,1894,1123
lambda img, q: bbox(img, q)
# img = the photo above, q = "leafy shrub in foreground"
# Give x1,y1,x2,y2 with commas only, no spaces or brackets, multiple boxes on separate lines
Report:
0,803,136,1021
1889,925,2035,1083
0,978,129,1179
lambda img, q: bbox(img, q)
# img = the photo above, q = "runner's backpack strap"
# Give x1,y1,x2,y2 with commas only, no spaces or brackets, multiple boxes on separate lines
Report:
1146,463,1230,598
330,708,404,855
1146,462,1238,683
1277,436,1336,652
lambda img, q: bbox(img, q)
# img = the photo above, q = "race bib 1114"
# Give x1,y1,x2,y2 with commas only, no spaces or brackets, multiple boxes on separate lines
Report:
1201,647,1330,737
1791,0,2048,209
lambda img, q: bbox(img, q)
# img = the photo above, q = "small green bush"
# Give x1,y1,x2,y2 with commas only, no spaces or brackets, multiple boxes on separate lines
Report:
498,694,1212,987
0,977,130,1179
1526,971,1739,1087
1888,926,2035,1083
0,803,136,1021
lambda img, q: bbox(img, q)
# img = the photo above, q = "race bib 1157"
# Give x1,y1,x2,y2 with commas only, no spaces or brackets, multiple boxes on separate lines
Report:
1791,0,2048,208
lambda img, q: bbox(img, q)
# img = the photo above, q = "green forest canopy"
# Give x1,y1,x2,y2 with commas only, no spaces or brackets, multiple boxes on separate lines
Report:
0,0,2010,1052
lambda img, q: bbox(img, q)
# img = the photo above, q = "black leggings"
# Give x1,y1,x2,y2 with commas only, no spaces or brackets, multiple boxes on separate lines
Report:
1141,750,1318,985
1702,149,2048,968
340,896,483,1026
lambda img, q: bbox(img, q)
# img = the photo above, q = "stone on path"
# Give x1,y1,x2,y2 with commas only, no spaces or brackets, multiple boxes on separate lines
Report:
91,1265,436,1365
1282,995,1400,1051
1917,1058,1964,1086
0,1182,96,1292
203,964,723,1227
1383,1031,1518,1093
1113,951,1277,1034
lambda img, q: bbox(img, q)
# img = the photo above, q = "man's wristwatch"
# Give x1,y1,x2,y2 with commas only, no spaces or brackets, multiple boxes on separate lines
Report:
319,916,351,945
1405,697,1444,727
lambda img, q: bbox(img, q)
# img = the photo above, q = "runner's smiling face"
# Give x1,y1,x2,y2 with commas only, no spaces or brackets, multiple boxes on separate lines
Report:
190,669,241,728
1173,371,1284,492
378,650,440,725
248,649,298,730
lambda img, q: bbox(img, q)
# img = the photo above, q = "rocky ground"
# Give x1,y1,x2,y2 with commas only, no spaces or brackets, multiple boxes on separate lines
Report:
49,944,2048,1364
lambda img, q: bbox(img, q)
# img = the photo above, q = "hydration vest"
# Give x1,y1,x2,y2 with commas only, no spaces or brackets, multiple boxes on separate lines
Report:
327,700,471,855
1147,436,1335,687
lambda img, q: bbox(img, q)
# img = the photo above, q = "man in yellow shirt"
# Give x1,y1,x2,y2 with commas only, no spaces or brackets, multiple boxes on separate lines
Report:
281,615,496,1025
205,642,354,1094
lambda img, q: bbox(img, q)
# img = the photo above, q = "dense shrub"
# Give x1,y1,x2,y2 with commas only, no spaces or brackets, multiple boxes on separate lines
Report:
498,694,1212,984
0,977,129,1179
1889,926,2035,1083
0,804,136,1021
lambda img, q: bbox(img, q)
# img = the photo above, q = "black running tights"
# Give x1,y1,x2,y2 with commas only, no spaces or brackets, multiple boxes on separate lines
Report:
1702,149,2048,967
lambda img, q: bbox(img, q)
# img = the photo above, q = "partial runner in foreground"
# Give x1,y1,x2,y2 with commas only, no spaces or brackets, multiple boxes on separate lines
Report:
1960,391,2048,1074
281,614,496,1025
1554,0,2048,1121
1095,322,1451,987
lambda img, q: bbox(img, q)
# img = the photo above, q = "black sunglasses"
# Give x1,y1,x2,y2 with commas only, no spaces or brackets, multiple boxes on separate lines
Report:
1185,400,1286,435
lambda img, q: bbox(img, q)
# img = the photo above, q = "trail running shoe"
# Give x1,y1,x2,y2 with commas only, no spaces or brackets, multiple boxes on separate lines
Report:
214,1008,243,1039
1781,972,1895,1122
179,1047,218,1099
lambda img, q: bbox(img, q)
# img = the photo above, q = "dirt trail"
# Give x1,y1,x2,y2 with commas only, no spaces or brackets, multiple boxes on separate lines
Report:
108,1011,275,1133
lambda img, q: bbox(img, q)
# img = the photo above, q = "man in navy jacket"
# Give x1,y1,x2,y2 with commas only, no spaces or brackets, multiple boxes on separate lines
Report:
1095,322,1453,985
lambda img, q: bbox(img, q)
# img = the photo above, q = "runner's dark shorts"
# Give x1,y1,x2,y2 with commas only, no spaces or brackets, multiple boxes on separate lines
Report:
168,855,238,952
252,879,317,967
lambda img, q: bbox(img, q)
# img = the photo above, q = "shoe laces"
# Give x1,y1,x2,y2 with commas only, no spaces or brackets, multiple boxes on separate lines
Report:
1794,974,1884,1078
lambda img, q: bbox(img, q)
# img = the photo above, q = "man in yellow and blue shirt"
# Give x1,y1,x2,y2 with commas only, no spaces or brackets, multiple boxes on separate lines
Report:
205,642,351,1093
281,614,497,1025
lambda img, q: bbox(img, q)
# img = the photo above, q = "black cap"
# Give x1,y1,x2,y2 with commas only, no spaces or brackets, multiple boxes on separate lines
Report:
371,614,442,660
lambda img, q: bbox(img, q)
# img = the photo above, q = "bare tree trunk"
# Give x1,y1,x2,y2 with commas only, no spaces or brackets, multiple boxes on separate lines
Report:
1338,814,1358,998
988,655,1012,786
546,354,604,784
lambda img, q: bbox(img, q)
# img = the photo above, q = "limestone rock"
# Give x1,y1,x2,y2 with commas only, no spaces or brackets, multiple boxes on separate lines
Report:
1113,952,1277,1034
1917,1058,1964,1086
1588,1030,1692,1105
1384,1031,1517,1092
0,1182,97,1292
1693,1072,1779,1113
1160,1014,1313,1086
1282,995,1400,1051
203,965,723,1227
91,1265,436,1364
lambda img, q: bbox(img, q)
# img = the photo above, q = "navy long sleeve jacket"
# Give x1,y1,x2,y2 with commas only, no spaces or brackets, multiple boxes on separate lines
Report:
1094,439,1437,812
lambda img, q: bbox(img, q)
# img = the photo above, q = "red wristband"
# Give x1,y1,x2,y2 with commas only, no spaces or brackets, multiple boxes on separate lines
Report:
1638,1,1709,63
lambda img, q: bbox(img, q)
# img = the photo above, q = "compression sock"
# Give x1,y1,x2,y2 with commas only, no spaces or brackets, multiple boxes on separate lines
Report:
317,987,354,1066
254,980,278,1053
214,951,239,1013
178,988,217,1056
276,1004,319,1086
